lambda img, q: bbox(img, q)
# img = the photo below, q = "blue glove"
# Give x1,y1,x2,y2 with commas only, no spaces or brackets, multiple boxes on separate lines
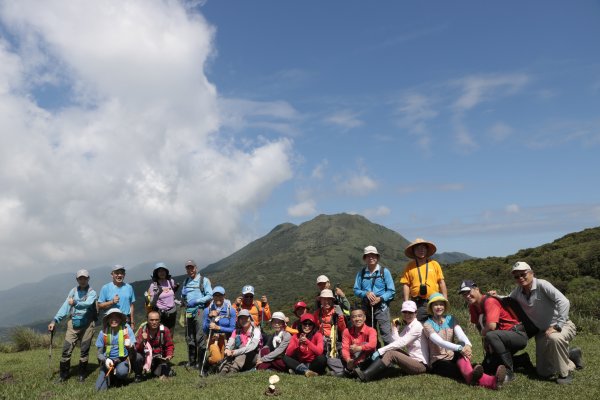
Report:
371,351,380,361
181,287,189,296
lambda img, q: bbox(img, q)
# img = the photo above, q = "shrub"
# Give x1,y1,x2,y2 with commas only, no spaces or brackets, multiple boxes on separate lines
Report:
10,327,50,352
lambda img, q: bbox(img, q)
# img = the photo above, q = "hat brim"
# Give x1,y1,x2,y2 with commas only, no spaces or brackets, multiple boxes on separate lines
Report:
427,297,450,315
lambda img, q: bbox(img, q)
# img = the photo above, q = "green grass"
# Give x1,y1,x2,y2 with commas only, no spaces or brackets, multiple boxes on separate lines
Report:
1,330,599,400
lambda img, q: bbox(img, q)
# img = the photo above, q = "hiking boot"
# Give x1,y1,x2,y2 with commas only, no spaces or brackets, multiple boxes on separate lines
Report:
471,364,484,386
77,361,88,383
355,359,386,382
504,369,516,382
57,361,70,383
134,374,143,383
569,347,584,370
556,373,573,385
305,370,319,378
495,365,507,389
513,352,534,371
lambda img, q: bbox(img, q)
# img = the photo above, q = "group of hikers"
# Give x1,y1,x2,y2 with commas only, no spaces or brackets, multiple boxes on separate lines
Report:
48,238,584,391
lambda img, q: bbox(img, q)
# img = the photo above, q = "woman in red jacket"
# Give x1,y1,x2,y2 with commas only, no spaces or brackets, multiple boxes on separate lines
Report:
283,313,326,377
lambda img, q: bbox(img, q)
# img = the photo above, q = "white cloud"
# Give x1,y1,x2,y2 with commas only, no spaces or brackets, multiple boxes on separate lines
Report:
453,73,529,111
398,183,465,195
505,204,520,214
218,98,301,136
488,121,513,142
311,159,328,179
363,206,390,218
287,199,317,217
336,173,378,196
0,0,293,290
395,92,437,150
324,110,363,129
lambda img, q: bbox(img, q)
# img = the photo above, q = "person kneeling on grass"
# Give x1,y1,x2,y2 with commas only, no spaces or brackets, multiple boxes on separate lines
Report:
257,312,292,372
341,308,377,378
283,313,326,377
219,309,261,374
95,308,136,391
423,293,506,390
356,301,427,382
134,311,174,381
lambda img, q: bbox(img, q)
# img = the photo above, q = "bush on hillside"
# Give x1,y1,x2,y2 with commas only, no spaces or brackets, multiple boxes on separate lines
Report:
10,327,50,352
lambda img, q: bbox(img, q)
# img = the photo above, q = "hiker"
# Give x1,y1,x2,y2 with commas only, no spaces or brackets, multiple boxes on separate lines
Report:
257,312,292,372
315,275,351,323
145,262,179,332
460,279,527,382
235,285,271,327
400,238,447,322
219,309,262,374
353,245,396,345
133,310,174,381
509,261,583,384
283,313,326,377
202,285,236,372
423,293,506,390
341,308,377,379
314,289,346,376
94,308,136,391
288,301,309,335
181,259,213,369
98,265,136,328
48,269,97,382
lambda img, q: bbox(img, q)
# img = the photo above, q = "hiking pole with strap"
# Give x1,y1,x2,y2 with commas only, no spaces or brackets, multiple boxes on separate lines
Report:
47,329,54,380
200,329,212,377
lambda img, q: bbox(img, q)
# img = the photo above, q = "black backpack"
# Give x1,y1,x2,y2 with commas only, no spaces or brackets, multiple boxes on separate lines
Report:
482,295,539,338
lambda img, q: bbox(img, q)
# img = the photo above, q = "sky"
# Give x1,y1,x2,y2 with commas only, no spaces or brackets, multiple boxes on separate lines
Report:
0,0,599,291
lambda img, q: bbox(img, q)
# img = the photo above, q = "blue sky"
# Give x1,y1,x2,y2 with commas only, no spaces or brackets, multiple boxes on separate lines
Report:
0,0,599,290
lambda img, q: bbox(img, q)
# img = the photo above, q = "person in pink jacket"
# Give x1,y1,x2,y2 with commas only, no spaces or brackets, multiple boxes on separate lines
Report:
283,313,326,377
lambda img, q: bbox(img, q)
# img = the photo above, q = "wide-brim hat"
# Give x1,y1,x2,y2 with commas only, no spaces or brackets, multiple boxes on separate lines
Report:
362,245,380,258
316,275,329,284
103,308,126,325
427,292,449,315
405,238,437,259
153,262,170,277
318,289,335,299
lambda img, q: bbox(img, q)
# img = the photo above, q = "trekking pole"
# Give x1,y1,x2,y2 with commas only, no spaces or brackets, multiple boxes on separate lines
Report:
47,329,54,380
98,364,114,392
200,329,212,377
371,305,374,328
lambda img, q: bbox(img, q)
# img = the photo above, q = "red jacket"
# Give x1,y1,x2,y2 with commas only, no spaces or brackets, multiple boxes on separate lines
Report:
285,331,323,363
314,307,346,337
135,324,174,358
341,324,377,364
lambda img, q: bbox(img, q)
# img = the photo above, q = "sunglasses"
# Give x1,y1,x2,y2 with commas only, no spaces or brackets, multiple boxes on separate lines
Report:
513,272,530,279
301,321,314,326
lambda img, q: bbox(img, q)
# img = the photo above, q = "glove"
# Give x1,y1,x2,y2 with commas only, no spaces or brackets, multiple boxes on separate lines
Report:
105,359,114,369
181,287,189,296
371,351,380,361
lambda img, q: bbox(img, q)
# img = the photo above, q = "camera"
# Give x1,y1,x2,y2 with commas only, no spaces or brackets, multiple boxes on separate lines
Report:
419,284,427,297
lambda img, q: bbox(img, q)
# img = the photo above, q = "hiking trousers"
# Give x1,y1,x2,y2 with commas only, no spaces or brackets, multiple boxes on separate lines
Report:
535,320,576,378
484,328,528,370
364,302,394,345
61,320,95,363
219,350,258,374
186,309,206,362
381,349,426,375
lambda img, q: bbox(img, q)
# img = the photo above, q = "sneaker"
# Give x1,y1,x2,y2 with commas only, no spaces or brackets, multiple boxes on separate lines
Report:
569,347,584,370
471,364,484,386
305,370,319,378
556,374,573,385
504,369,516,382
495,365,507,389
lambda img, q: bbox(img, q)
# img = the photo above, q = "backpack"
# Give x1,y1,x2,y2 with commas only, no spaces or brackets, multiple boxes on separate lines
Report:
145,279,176,313
482,295,539,338
69,286,98,324
359,266,392,302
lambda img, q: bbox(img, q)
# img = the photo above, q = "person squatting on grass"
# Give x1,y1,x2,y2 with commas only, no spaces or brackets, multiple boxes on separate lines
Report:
356,301,427,382
133,311,174,381
283,313,326,377
460,279,527,382
98,265,136,328
256,312,292,372
353,245,396,345
509,261,583,384
219,309,262,374
314,289,347,376
341,308,378,379
423,293,506,390
400,238,447,323
95,308,136,391
145,262,180,333
202,285,236,373
48,269,97,383
181,259,213,369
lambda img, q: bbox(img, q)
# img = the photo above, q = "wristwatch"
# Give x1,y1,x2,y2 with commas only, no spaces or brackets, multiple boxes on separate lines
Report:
553,324,562,332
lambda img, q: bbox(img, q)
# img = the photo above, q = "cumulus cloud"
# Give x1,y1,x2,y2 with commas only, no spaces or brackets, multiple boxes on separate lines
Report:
0,0,293,289
336,173,378,196
287,199,317,217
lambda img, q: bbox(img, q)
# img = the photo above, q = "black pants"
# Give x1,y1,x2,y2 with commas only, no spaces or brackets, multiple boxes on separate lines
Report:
483,328,528,373
283,354,327,375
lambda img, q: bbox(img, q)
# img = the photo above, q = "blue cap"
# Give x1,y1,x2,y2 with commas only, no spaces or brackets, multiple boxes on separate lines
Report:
242,285,254,295
213,286,225,295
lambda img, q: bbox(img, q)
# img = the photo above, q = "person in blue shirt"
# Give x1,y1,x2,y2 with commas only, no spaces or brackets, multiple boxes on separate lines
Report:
201,285,236,373
95,308,136,391
353,245,396,345
181,259,213,369
98,265,136,329
48,269,97,382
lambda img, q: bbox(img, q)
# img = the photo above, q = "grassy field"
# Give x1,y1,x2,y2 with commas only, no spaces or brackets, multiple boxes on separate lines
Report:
1,329,599,400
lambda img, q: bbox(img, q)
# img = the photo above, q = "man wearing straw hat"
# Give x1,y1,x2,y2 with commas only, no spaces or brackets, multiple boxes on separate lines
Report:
353,245,396,345
400,238,447,322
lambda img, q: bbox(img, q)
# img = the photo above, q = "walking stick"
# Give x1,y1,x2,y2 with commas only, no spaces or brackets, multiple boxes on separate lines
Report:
371,305,374,329
200,329,212,377
98,364,114,391
47,330,54,380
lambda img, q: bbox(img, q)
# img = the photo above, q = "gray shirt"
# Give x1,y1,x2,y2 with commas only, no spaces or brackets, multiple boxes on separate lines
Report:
509,278,570,330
